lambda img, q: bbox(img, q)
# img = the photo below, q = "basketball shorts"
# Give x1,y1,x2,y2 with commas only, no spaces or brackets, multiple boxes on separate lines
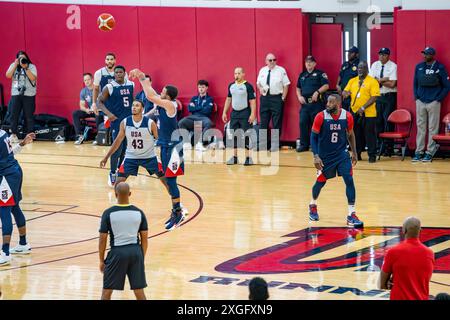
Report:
118,157,163,178
160,143,184,177
103,244,147,290
0,166,23,206
317,154,352,181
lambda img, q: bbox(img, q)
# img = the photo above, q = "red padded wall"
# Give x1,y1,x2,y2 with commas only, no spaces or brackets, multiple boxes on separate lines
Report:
196,8,257,131
255,9,303,141
0,2,305,141
23,4,84,121
311,24,343,91
81,5,140,95
395,10,450,149
370,24,394,64
0,2,26,106
138,7,197,113
425,11,450,125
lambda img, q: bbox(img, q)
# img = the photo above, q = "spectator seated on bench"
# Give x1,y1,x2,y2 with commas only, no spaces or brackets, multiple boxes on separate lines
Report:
179,80,214,151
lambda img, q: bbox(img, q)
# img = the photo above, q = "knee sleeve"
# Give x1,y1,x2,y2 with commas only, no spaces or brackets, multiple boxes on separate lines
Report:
166,177,180,199
343,175,356,204
11,205,26,228
0,206,13,236
312,181,326,200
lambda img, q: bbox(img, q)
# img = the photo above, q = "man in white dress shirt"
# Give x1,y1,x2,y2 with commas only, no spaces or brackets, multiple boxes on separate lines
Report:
369,48,397,154
256,53,290,151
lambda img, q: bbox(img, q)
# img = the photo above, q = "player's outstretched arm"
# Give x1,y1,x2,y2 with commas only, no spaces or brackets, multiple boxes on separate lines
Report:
100,122,126,168
12,133,36,154
129,69,176,116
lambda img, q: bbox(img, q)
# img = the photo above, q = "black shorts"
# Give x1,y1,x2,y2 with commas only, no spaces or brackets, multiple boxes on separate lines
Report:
230,108,251,131
103,244,147,290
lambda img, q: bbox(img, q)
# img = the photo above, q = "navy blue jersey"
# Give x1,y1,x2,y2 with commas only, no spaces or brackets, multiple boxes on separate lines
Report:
156,101,179,144
105,80,134,123
0,130,19,176
312,109,354,163
99,67,115,92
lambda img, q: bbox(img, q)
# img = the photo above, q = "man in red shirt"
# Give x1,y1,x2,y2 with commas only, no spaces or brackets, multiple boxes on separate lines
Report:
379,216,435,300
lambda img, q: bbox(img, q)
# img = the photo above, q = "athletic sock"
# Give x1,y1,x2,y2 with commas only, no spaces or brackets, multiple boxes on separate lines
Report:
310,199,317,205
2,243,10,256
19,235,27,246
348,205,356,216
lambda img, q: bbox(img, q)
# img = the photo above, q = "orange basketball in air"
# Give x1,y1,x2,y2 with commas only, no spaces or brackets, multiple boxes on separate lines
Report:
97,13,115,31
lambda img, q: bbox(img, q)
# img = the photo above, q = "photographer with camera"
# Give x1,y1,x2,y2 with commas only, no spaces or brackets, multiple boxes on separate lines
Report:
5,51,37,144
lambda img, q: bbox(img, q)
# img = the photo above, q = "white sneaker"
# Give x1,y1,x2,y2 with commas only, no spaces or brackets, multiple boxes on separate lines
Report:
0,251,11,266
10,243,31,254
183,142,192,150
180,203,189,217
9,134,19,144
74,135,84,145
92,140,98,145
217,140,225,150
195,142,207,152
108,172,117,188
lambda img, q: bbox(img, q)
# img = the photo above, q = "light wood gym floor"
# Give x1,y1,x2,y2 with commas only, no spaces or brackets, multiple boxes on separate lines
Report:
0,141,448,300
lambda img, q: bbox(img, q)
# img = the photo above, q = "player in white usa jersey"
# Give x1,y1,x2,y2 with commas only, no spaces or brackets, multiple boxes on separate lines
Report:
100,100,172,204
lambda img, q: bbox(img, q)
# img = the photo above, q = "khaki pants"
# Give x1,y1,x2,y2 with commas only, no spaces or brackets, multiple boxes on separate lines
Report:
415,100,441,155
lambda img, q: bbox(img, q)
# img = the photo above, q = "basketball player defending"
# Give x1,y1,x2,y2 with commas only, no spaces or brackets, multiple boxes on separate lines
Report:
0,132,35,266
129,69,185,230
99,100,179,230
97,65,134,187
309,94,364,228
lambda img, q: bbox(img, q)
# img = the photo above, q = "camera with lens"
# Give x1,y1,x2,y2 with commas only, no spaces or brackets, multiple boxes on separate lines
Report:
20,57,29,65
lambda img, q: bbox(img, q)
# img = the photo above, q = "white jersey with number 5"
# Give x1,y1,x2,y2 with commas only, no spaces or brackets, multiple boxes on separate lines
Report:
123,116,156,159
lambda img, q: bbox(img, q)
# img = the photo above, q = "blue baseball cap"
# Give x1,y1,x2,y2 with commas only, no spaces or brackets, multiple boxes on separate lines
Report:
347,46,359,54
422,47,436,55
378,47,391,55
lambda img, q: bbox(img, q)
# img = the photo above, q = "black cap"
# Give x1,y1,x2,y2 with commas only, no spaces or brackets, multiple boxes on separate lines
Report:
421,46,436,55
378,47,391,55
305,55,316,62
346,46,359,54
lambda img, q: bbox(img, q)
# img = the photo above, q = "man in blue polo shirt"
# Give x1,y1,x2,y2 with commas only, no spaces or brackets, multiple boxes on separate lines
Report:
179,80,214,151
412,47,450,162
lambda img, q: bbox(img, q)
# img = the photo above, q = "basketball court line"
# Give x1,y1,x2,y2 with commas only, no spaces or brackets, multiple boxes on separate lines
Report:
0,161,204,272
20,152,450,175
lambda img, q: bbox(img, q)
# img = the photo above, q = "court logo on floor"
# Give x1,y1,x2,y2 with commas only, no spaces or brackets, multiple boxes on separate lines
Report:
215,227,449,274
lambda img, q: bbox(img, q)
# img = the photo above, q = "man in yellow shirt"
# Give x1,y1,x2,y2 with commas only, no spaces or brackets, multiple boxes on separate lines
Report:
343,61,380,163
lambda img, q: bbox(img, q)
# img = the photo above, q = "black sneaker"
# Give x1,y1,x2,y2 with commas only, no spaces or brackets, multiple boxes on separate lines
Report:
243,157,253,166
165,209,186,231
226,156,238,165
368,156,376,163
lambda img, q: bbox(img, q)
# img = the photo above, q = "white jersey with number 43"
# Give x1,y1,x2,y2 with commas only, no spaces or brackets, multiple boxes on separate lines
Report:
123,116,156,159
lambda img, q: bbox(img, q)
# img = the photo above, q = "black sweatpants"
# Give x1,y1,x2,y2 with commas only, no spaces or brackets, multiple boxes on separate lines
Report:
352,112,377,158
299,102,324,149
259,94,284,150
10,95,35,134
72,110,93,136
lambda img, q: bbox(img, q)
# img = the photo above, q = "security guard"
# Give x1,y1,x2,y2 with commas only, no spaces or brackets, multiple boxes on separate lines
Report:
296,55,329,152
336,46,359,111
412,46,450,162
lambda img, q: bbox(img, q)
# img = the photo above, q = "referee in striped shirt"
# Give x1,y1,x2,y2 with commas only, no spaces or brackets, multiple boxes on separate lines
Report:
99,182,148,300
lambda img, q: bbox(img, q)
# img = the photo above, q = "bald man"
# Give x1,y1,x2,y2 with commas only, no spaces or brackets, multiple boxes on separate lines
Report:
222,67,257,166
379,216,435,300
257,53,290,151
99,182,148,300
